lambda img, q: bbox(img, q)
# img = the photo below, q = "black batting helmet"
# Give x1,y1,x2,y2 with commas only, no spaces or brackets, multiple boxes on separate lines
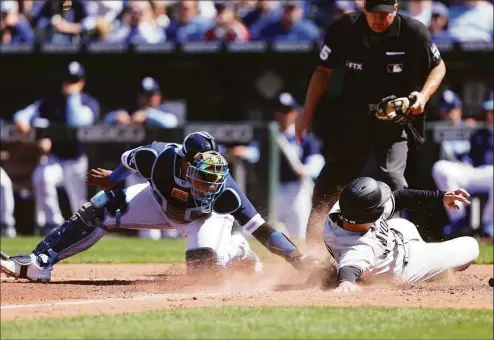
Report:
182,131,218,163
339,177,392,224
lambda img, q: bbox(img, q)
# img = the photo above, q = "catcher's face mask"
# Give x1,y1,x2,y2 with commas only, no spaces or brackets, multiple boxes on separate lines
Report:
186,151,229,213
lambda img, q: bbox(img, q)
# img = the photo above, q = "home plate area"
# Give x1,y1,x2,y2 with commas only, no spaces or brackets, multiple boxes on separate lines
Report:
1,263,492,321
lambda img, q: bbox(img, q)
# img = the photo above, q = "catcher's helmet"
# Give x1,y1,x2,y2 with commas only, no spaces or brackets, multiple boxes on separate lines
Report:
182,131,218,163
339,177,392,224
181,131,228,213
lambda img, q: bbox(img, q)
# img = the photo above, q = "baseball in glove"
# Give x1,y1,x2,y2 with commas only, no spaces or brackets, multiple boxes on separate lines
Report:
370,95,417,125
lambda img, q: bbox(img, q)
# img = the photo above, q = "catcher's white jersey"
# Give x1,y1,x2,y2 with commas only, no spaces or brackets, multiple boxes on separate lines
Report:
323,198,479,283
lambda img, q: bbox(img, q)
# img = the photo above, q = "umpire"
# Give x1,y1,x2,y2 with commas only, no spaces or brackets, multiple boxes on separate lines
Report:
295,0,446,247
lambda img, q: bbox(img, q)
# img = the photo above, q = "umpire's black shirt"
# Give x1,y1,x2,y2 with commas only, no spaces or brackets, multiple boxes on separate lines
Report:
319,12,442,123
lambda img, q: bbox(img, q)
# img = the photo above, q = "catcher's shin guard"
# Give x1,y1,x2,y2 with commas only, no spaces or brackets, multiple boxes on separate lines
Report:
31,189,127,266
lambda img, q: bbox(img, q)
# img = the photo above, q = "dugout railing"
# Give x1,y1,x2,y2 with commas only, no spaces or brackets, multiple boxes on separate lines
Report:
0,41,492,125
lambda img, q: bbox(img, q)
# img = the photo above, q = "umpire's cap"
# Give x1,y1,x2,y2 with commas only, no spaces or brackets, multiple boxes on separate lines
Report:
365,0,397,13
339,177,392,224
64,61,85,82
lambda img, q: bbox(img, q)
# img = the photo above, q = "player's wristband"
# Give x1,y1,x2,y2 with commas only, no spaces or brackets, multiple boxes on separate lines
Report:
108,164,131,184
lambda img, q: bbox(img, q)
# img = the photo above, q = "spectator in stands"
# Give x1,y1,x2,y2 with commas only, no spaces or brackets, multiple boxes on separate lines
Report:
13,61,100,236
254,0,320,42
235,0,257,17
0,166,16,238
432,98,493,238
0,0,34,44
448,0,493,42
407,0,432,27
205,2,250,42
241,0,281,36
34,0,87,44
197,1,217,19
104,0,165,44
17,0,44,21
332,1,359,20
82,1,124,42
429,1,453,43
150,0,171,29
104,77,178,128
166,0,212,43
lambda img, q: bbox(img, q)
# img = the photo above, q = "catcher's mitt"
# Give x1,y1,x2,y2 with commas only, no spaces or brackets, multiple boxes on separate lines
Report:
369,95,417,125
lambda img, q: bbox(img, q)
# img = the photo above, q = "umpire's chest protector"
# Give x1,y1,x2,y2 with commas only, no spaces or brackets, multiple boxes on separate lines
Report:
340,14,431,105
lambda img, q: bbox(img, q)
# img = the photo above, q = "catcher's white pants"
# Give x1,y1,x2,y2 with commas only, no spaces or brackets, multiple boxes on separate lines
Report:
432,161,493,225
0,167,16,227
33,155,88,226
276,179,313,239
68,182,258,269
123,173,176,240
386,219,479,283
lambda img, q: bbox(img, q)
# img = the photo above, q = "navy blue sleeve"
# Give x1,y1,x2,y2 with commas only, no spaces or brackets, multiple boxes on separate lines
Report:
225,174,265,233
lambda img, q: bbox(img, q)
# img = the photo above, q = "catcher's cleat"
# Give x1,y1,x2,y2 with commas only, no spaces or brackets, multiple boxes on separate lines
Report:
0,251,52,282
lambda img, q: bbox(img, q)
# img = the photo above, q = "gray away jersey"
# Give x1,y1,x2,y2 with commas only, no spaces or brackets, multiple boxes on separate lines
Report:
323,196,402,278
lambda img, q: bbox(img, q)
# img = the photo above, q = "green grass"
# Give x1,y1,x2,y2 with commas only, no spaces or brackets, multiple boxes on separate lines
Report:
477,243,494,264
1,236,492,264
1,306,493,339
0,236,186,263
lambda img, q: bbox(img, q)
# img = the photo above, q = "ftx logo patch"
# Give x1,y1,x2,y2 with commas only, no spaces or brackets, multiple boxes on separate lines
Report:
346,61,363,71
387,63,403,73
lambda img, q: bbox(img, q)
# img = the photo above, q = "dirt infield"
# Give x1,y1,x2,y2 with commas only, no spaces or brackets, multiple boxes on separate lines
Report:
1,263,493,321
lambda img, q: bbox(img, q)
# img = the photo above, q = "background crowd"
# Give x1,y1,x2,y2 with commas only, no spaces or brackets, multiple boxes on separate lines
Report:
1,0,493,45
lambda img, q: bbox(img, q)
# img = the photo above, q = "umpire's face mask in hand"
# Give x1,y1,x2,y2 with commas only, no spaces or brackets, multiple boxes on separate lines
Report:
364,0,398,33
